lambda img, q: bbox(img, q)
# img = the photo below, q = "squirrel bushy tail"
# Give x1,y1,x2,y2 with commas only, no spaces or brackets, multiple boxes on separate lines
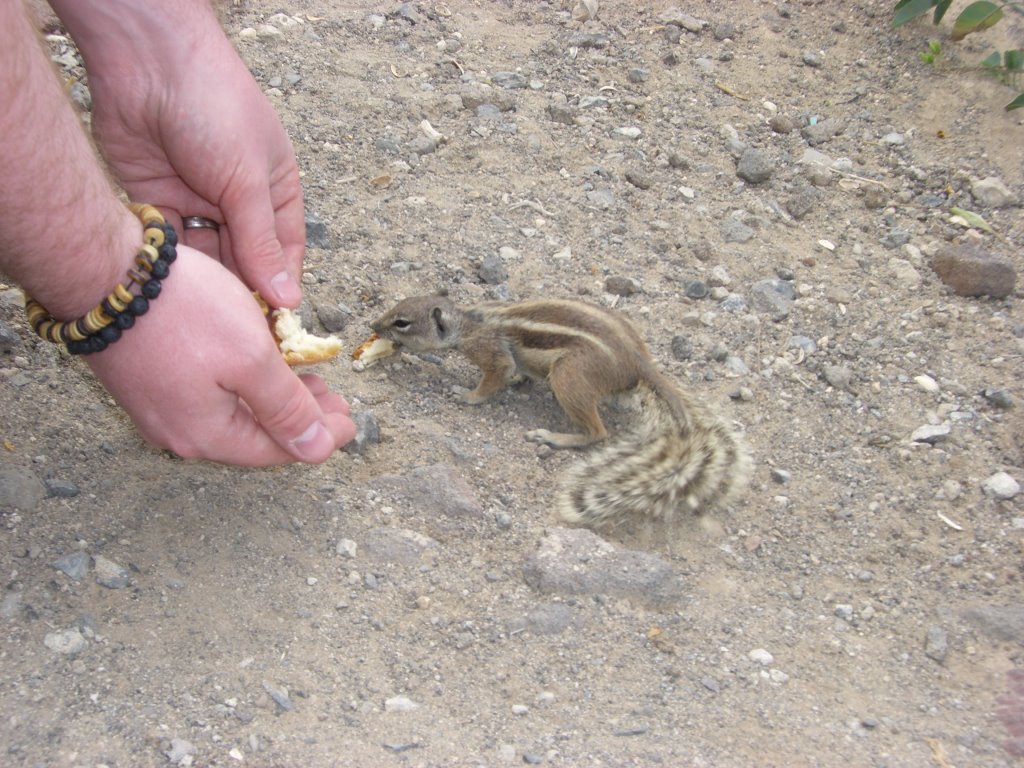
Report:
556,375,750,530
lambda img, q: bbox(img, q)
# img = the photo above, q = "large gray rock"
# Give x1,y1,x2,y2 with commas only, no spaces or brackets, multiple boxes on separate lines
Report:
932,243,1016,299
522,527,684,607
0,468,47,511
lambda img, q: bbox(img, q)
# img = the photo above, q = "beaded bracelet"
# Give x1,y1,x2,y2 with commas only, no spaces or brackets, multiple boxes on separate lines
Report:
23,203,177,355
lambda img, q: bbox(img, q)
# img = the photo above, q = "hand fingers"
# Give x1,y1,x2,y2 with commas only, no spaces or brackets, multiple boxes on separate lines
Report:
221,174,302,308
232,355,356,463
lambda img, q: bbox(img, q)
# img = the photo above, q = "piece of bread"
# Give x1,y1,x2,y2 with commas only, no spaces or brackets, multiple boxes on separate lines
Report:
271,307,343,366
351,333,395,371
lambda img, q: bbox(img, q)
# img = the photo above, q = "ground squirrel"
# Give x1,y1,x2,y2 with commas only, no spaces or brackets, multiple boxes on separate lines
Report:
371,295,751,530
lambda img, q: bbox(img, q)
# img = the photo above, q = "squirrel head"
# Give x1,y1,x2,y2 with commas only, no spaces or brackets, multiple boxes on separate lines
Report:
371,294,463,351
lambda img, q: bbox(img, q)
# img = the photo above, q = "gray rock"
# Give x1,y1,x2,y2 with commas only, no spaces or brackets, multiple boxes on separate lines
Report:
522,527,684,607
0,468,47,512
0,320,19,354
788,336,817,354
624,169,654,190
981,471,1020,500
262,681,294,712
304,212,330,249
685,280,708,299
802,117,844,146
164,738,196,765
475,103,503,122
785,186,821,220
769,114,795,134
924,626,948,663
362,527,439,566
659,8,704,32
983,388,1013,409
44,478,79,498
720,218,754,243
970,176,1018,208
407,136,438,156
587,188,615,209
335,538,357,558
371,464,485,520
719,294,747,313
493,71,528,89
343,412,380,455
44,627,88,656
821,364,853,392
802,51,824,68
51,551,90,581
374,136,402,154
569,32,610,49
546,95,576,126
749,279,795,320
736,147,775,184
578,95,610,110
931,243,1017,299
627,68,649,83
671,335,694,360
961,604,1024,642
314,302,351,333
605,276,641,296
93,555,130,589
479,253,508,285
911,424,951,445
880,228,912,249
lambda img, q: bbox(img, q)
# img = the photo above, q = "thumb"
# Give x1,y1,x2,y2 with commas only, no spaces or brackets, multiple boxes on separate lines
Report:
222,180,303,307
238,358,342,463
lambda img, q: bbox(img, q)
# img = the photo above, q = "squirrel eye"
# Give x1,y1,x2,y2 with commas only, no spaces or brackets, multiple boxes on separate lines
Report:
392,318,412,331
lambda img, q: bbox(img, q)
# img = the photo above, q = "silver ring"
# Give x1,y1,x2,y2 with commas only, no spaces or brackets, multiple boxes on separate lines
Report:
182,216,221,232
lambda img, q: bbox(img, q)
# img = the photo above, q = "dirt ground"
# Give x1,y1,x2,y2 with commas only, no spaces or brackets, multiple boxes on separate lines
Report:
2,1,1023,766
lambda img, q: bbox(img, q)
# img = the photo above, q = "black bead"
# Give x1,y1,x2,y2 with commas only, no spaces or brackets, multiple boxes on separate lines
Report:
150,258,170,279
163,224,178,247
87,335,108,354
141,279,162,299
67,339,89,355
158,243,177,263
114,312,136,330
128,295,149,316
98,325,122,344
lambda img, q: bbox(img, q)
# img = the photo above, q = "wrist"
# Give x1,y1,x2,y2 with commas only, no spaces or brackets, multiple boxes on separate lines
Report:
49,0,227,81
25,205,178,354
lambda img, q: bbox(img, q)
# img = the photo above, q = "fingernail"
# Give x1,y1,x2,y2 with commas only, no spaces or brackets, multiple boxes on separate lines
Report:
270,270,301,307
289,420,329,462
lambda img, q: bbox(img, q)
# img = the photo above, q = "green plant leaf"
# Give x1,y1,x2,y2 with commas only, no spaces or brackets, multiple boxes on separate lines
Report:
1006,91,1024,110
950,206,994,232
951,2,1003,41
1004,49,1024,71
982,51,1002,69
932,0,954,24
894,0,939,28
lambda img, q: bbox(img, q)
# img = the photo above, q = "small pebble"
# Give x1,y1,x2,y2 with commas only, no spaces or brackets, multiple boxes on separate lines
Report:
981,471,1020,500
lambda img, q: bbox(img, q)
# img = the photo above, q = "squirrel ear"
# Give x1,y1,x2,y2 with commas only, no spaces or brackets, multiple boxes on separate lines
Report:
431,306,449,339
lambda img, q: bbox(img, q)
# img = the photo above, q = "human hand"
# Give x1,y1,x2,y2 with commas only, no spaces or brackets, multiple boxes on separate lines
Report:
86,246,355,465
52,0,306,308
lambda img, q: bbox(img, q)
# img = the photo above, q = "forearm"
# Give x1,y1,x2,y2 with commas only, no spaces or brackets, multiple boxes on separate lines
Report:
0,1,139,319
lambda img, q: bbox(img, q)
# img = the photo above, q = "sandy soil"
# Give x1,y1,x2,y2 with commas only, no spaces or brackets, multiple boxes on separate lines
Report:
1,1,1023,766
